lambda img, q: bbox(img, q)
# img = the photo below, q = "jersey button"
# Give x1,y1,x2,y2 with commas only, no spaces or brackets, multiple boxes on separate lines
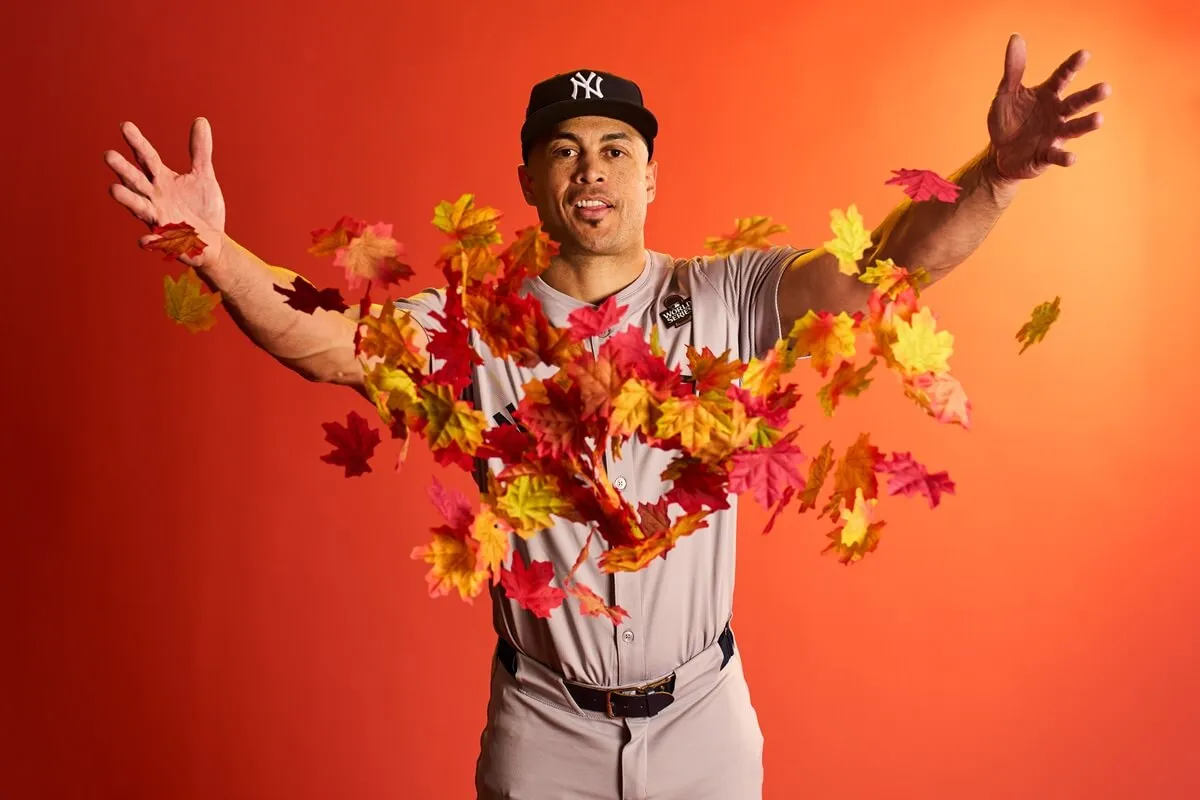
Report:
621,630,635,643
613,476,628,491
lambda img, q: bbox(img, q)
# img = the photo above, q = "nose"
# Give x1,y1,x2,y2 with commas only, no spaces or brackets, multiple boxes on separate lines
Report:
573,151,606,184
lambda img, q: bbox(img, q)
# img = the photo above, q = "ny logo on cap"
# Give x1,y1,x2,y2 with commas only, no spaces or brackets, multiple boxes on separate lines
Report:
570,71,604,100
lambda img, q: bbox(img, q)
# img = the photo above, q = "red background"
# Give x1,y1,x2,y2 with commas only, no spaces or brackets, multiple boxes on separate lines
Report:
4,0,1199,797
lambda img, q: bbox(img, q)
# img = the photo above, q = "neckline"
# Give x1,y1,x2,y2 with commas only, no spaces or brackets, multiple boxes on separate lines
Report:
528,250,655,312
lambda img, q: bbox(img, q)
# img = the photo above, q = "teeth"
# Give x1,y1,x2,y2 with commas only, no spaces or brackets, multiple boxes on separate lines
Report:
576,200,608,208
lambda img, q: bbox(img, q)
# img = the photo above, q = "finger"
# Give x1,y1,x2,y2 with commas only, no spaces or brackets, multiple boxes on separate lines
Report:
108,182,156,226
1045,49,1088,97
103,149,154,197
190,116,213,174
1058,111,1103,140
1061,81,1111,117
119,120,170,182
1045,147,1076,168
999,33,1026,93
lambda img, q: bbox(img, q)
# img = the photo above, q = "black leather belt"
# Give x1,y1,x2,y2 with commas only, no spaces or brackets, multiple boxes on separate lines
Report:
496,623,735,719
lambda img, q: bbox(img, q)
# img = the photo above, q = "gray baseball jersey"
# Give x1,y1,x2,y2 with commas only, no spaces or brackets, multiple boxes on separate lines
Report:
394,243,809,687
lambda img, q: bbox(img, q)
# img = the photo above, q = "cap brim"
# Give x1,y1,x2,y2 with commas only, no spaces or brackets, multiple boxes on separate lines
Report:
521,99,658,158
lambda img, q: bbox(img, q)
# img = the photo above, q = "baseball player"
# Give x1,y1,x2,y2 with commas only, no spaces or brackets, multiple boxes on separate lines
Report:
104,37,1108,799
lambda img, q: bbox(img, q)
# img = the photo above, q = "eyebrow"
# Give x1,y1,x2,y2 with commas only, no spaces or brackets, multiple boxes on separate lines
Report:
547,131,632,146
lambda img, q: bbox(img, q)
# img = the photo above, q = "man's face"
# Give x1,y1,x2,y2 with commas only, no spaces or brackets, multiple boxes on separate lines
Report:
517,116,657,257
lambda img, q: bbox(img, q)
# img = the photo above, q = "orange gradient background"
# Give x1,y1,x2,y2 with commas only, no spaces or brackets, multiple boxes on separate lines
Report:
3,0,1199,797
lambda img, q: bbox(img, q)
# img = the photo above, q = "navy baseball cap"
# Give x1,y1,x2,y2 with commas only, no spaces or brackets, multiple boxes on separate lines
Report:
520,69,658,163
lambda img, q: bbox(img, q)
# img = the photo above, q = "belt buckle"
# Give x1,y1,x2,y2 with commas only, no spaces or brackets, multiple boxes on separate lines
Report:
604,673,675,719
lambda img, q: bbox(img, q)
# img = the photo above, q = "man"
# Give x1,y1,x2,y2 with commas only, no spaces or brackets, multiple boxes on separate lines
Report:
103,34,1108,799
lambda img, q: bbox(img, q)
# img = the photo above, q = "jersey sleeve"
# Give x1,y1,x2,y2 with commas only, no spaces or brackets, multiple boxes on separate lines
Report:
699,245,812,359
390,286,447,373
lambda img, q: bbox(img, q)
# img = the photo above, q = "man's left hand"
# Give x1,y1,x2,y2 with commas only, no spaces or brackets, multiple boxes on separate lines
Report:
987,33,1111,182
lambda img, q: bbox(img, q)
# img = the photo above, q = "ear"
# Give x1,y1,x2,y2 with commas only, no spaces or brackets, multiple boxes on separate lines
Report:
516,163,536,206
645,159,658,205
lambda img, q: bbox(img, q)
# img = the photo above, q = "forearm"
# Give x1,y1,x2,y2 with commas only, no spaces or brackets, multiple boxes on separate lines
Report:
197,233,362,384
865,144,1020,280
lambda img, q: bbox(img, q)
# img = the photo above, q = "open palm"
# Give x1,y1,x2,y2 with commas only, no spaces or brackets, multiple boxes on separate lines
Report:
104,117,226,270
988,34,1111,181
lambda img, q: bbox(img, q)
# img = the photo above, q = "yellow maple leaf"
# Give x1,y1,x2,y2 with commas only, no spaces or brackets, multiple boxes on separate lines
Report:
497,474,574,538
417,383,487,456
410,533,489,601
891,306,954,376
608,379,655,440
433,194,503,249
788,310,857,376
822,488,885,564
822,204,873,276
335,223,406,289
362,362,419,426
741,346,784,397
164,267,222,332
471,505,512,584
704,216,788,257
447,244,502,286
358,300,427,374
655,394,730,455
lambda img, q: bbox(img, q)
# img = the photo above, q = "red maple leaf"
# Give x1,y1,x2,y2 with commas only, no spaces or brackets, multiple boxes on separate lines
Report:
727,439,806,508
500,551,567,620
319,410,381,477
662,458,731,514
428,476,473,531
274,275,349,314
877,452,956,508
884,168,962,203
567,295,626,341
762,485,798,534
426,312,481,394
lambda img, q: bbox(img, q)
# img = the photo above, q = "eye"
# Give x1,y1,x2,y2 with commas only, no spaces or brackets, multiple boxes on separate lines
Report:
554,146,577,158
607,148,626,158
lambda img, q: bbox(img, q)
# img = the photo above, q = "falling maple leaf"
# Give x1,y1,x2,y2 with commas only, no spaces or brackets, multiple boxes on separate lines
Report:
884,168,962,203
820,433,882,520
331,222,412,291
788,310,858,376
274,275,348,314
903,371,971,429
163,267,222,332
704,216,787,256
878,452,956,508
308,215,367,257
500,551,567,619
727,438,805,509
563,578,629,625
567,296,626,341
411,533,489,601
797,441,834,515
858,258,931,298
823,488,885,565
320,410,381,477
817,357,877,415
762,485,798,534
146,221,208,261
433,193,504,249
823,204,873,276
891,306,954,377
688,347,746,393
1016,296,1061,354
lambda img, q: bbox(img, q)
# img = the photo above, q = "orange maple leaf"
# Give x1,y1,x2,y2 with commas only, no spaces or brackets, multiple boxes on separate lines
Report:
433,193,503,250
163,267,222,332
563,578,629,625
308,215,366,257
822,488,885,565
411,533,489,601
798,441,834,514
817,357,877,416
820,433,882,520
332,222,412,291
688,346,746,393
788,310,858,376
903,372,972,429
704,216,787,256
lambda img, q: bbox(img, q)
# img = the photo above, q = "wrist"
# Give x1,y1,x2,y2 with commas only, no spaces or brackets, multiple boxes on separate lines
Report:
982,144,1020,190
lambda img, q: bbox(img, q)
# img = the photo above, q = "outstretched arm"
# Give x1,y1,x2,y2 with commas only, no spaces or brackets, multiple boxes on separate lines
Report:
778,33,1110,328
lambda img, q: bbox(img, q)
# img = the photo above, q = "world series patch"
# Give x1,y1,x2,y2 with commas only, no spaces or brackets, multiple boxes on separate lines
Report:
659,294,693,328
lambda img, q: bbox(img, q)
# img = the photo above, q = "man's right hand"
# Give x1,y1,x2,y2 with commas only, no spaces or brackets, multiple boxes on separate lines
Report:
104,117,227,271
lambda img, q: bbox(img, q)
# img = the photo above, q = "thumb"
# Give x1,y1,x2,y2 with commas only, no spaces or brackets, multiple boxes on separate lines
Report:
999,33,1026,93
190,116,213,173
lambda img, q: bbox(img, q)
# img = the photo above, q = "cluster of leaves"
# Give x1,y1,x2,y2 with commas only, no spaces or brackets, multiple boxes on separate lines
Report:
150,166,1059,625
